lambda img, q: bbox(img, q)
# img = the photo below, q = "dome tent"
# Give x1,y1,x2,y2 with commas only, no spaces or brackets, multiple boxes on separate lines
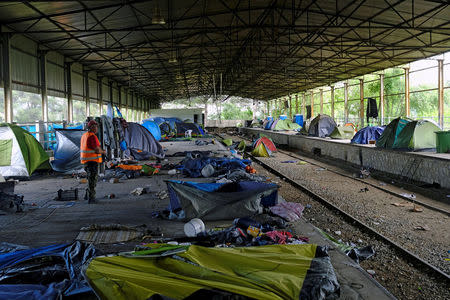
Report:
272,119,301,131
0,124,50,178
51,129,85,173
142,120,162,141
330,124,355,139
392,120,441,151
307,114,337,137
376,117,411,149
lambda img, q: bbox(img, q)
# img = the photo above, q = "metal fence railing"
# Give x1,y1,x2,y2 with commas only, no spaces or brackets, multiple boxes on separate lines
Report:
334,116,450,131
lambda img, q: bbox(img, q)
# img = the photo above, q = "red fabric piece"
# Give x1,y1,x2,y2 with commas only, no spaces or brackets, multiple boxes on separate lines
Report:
265,231,293,244
87,135,100,149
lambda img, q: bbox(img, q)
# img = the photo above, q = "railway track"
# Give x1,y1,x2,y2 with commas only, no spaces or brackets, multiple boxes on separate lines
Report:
249,152,449,283
274,147,450,217
217,133,450,288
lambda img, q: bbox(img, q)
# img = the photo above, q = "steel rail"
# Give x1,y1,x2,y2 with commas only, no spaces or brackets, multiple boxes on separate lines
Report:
275,147,450,217
247,151,450,282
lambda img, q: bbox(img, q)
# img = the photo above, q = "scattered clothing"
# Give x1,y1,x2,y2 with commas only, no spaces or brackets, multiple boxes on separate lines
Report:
270,202,304,222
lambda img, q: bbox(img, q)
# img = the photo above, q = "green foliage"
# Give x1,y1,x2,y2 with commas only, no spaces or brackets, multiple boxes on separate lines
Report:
12,91,42,123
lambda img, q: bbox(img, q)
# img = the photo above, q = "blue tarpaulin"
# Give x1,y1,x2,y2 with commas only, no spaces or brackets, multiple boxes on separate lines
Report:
178,157,251,178
351,126,385,144
0,242,99,299
51,129,85,173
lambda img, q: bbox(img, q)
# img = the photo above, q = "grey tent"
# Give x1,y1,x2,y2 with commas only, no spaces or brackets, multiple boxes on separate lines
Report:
51,129,85,173
123,122,165,160
308,114,337,137
166,180,279,221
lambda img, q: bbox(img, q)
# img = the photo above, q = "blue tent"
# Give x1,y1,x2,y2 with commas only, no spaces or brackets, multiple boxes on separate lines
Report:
0,242,98,299
264,120,274,130
194,123,205,135
142,120,162,141
351,126,385,144
166,180,279,220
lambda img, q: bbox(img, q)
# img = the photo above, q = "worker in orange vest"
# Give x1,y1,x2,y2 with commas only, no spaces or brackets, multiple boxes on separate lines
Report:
80,120,106,203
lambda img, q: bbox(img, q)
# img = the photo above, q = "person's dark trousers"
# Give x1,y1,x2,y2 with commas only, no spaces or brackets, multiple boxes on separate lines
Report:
84,161,99,203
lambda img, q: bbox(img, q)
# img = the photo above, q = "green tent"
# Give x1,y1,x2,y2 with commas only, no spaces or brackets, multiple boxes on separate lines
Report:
272,119,301,131
85,244,339,300
392,120,441,151
330,126,355,139
376,117,411,149
0,123,50,177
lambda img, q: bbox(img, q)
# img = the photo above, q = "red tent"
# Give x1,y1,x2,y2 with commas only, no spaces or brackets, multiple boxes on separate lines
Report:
253,137,277,152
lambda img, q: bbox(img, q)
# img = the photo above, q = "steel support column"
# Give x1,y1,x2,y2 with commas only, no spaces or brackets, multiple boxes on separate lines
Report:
109,81,113,105
295,94,299,114
289,96,292,118
404,67,410,117
39,51,48,122
360,79,364,127
310,91,314,117
302,93,306,117
124,88,129,119
380,74,384,125
330,86,335,119
84,69,90,117
266,101,269,117
98,76,103,115
65,62,73,123
344,82,349,123
438,59,444,128
320,89,323,114
2,34,12,123
118,85,122,112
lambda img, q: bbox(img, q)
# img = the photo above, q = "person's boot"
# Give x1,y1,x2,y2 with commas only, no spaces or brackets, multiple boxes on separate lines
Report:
84,189,88,200
88,196,96,204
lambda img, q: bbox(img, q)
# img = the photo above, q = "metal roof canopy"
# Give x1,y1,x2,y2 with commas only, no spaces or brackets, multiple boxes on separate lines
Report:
1,0,449,103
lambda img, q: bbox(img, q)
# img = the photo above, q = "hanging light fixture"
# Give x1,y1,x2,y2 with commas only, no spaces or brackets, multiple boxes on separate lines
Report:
152,1,165,24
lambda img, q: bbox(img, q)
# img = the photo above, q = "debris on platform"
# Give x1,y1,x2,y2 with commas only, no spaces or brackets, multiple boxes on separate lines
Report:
410,205,423,212
157,190,168,200
55,188,78,201
400,193,416,199
414,225,430,231
0,242,99,299
76,224,147,244
130,187,145,196
391,201,414,207
269,202,305,222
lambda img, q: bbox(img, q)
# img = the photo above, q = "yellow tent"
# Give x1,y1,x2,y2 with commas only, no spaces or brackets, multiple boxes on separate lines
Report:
251,142,270,157
85,244,339,300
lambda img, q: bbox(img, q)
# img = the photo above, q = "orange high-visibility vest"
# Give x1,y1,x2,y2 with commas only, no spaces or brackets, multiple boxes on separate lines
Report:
80,132,102,164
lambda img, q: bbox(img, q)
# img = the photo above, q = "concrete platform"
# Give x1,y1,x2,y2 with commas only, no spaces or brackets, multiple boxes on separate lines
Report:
0,138,394,299
241,127,450,189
